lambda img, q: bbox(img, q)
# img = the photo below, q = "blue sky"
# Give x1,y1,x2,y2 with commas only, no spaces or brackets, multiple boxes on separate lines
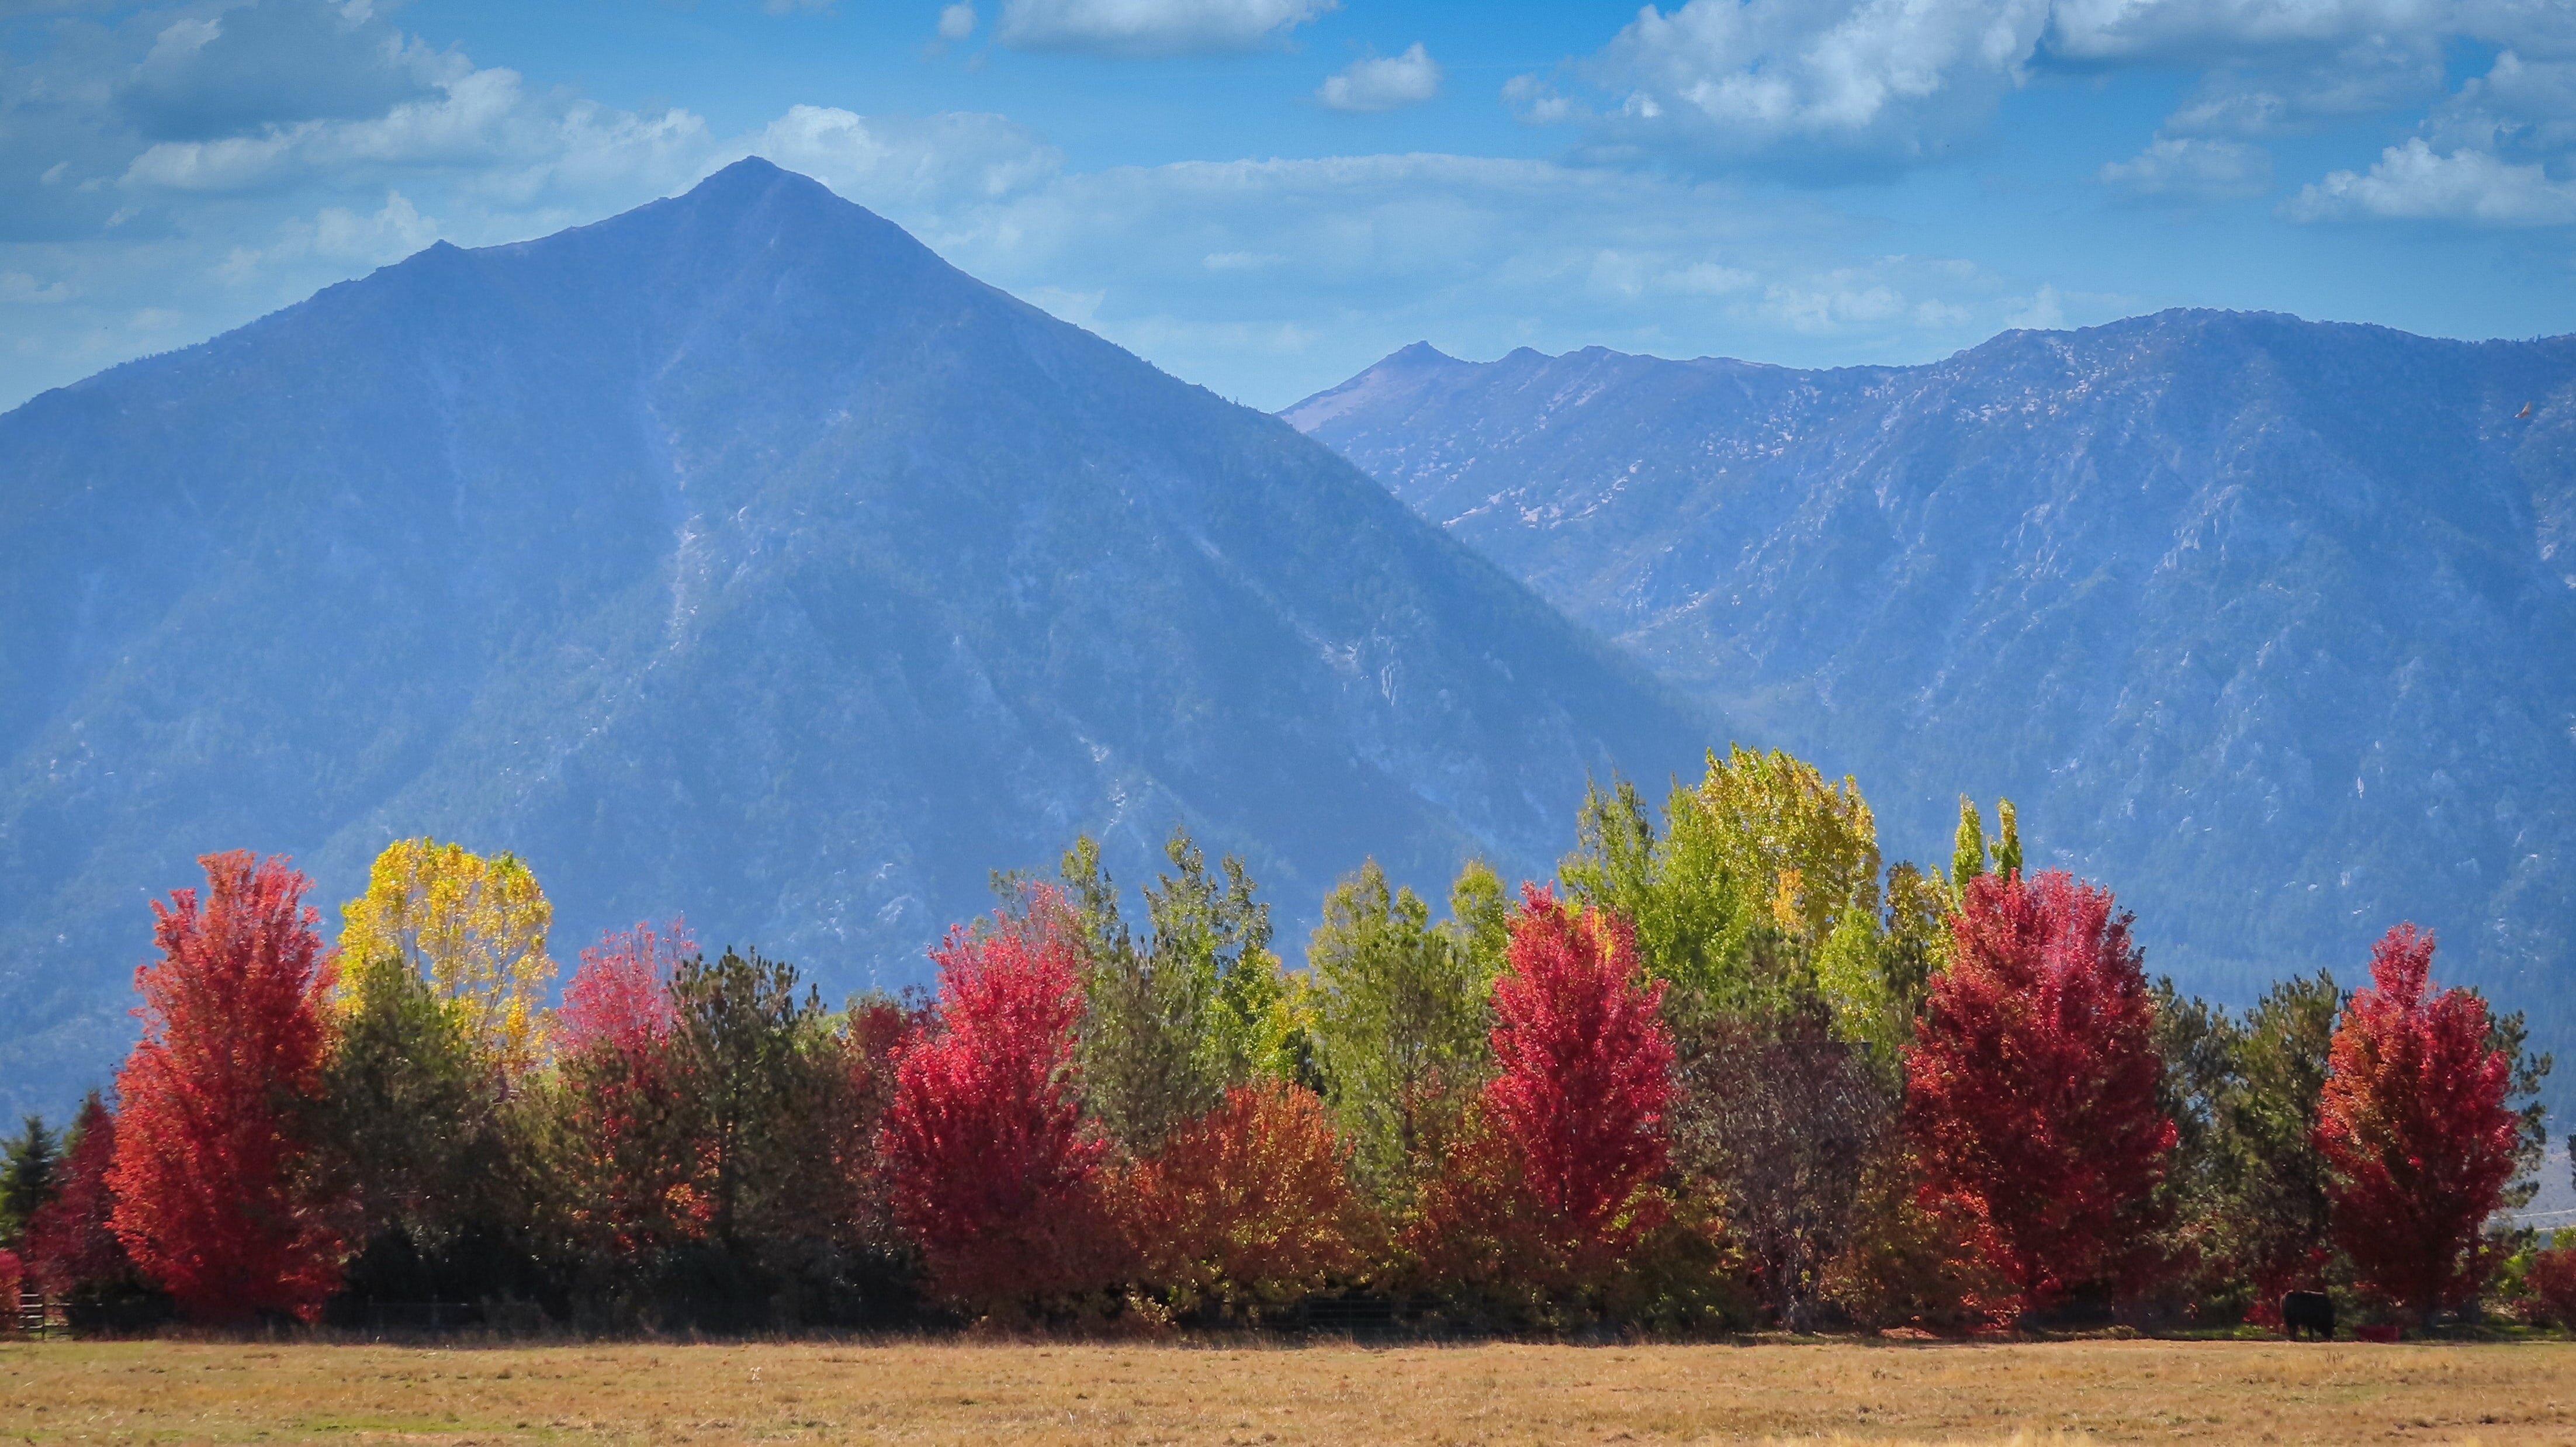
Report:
5,0,2575,412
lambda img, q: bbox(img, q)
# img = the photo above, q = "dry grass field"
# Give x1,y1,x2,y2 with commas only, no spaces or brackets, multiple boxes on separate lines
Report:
4,1335,2574,1445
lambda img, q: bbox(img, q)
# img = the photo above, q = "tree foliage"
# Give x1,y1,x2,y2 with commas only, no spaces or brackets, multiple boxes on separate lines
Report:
1,1114,58,1249
338,838,556,1083
1306,859,1501,1200
1120,1081,1363,1317
882,888,1116,1313
1905,869,2174,1311
669,946,838,1245
558,920,705,1254
24,1093,134,1300
1673,1008,1892,1327
110,851,347,1323
2317,923,2523,1322
1059,830,1287,1152
1483,886,1674,1267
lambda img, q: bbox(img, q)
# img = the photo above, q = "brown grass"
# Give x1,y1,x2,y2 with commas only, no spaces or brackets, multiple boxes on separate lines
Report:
3,1334,2572,1445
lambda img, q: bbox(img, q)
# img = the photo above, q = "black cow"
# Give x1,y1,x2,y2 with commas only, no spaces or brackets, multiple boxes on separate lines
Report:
2281,1290,2335,1340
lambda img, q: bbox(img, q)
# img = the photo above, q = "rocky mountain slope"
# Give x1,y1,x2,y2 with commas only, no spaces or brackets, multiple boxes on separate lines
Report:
1289,319,2576,1071
0,160,1715,1116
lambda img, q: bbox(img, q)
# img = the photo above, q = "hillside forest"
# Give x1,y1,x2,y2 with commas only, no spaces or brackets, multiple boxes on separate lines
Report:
0,746,2565,1338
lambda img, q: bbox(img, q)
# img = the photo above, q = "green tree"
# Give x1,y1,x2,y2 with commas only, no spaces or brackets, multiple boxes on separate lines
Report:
1561,750,1922,1044
1560,775,1758,1021
2220,972,2343,1306
1306,859,1502,1199
669,947,838,1245
2149,971,2346,1317
1,1114,60,1248
1059,828,1286,1151
1950,797,1988,899
323,944,559,1310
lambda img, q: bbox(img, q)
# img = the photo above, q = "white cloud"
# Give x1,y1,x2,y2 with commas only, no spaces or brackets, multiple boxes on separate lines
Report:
2099,134,2274,199
213,190,439,285
1517,0,2576,172
735,105,1062,212
1512,0,2052,171
993,0,1334,57
2281,137,2576,226
938,3,978,40
2427,50,2576,157
1318,44,1442,114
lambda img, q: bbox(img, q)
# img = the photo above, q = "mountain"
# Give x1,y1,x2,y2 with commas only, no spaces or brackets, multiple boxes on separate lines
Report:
1287,317,2576,1083
0,158,1715,1119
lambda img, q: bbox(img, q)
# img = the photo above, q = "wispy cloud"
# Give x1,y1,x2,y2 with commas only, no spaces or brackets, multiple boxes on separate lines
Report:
992,0,1334,58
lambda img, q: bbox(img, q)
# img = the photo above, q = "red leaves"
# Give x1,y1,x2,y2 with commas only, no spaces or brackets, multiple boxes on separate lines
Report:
881,888,1116,1311
2528,1245,2576,1328
559,919,709,1253
561,918,690,1059
1479,885,1674,1262
2316,923,2518,1321
1903,869,2174,1311
108,851,346,1323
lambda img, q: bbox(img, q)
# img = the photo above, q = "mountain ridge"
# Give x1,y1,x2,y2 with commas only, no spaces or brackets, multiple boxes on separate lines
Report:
1289,309,2576,1086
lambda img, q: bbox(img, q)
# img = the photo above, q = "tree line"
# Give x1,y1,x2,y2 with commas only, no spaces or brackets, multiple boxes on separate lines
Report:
2,745,2568,1337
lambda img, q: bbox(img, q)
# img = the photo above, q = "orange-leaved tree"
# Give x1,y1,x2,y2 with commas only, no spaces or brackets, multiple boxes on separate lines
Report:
110,851,348,1322
1121,1080,1364,1316
1904,869,2173,1314
2316,923,2520,1325
881,887,1118,1313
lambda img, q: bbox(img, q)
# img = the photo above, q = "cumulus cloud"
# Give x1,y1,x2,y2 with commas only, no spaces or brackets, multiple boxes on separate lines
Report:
2269,47,2576,229
1318,44,1442,113
993,0,1334,57
1509,0,2052,171
1518,0,2576,175
2426,50,2576,157
938,3,978,40
2280,137,2576,226
2099,134,2274,199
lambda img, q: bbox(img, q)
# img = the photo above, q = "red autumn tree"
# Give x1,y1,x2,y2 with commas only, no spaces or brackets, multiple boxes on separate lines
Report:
2315,923,2519,1324
1904,869,2175,1313
558,919,707,1252
109,851,347,1322
881,887,1117,1312
1120,1081,1364,1316
25,1092,134,1299
2529,1241,2576,1328
561,917,689,1055
1480,885,1674,1269
833,992,920,1252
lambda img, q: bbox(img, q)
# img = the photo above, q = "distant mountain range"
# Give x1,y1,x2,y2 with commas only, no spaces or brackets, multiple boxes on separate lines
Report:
0,159,1715,1119
1287,318,2576,1092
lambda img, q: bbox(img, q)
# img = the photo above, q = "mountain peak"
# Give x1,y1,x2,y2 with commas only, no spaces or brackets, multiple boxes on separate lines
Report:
0,181,1712,1120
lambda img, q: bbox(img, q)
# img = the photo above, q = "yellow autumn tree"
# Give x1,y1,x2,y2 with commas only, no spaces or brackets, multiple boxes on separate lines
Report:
340,839,557,1081
1692,743,1882,949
